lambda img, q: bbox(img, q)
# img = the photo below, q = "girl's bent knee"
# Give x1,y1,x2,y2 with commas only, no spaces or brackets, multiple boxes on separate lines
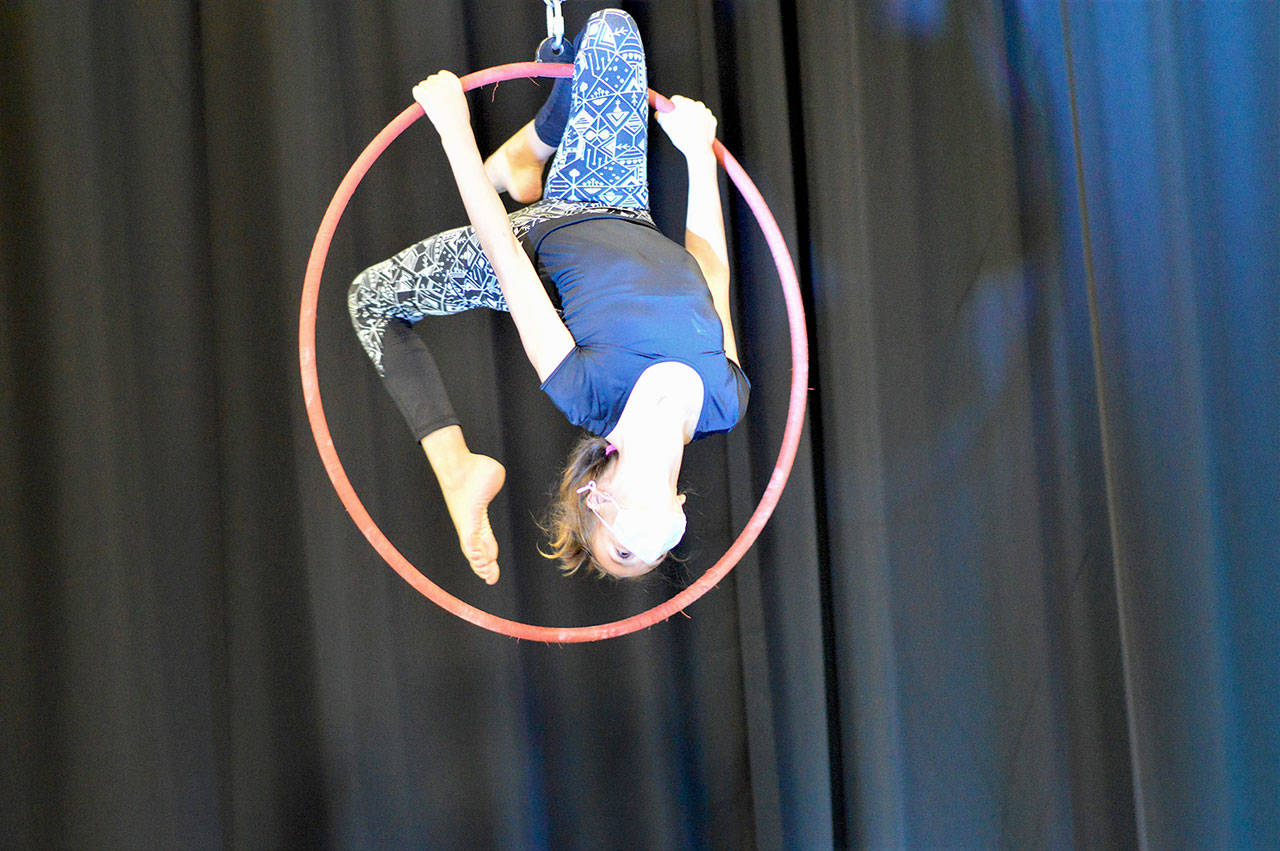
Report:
586,8,639,38
588,8,636,25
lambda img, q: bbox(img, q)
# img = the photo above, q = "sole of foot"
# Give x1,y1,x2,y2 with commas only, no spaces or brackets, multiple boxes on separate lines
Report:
443,454,506,584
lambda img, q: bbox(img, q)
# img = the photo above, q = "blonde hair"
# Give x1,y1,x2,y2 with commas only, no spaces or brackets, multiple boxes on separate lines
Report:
542,435,617,578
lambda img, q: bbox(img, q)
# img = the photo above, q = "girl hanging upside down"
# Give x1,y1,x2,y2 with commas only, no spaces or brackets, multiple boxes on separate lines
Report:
349,9,747,582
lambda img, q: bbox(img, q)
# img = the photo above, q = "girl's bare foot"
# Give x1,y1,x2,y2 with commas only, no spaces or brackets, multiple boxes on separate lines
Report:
484,120,555,204
439,454,506,584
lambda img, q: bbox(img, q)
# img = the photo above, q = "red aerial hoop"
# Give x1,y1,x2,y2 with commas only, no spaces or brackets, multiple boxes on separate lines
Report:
299,62,808,642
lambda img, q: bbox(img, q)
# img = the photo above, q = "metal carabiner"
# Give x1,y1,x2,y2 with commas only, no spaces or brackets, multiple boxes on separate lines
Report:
536,0,568,62
544,0,565,49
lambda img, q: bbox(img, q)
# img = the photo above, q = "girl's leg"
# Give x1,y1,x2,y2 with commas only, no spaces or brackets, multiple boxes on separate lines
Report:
349,225,508,581
349,222,508,441
542,9,649,209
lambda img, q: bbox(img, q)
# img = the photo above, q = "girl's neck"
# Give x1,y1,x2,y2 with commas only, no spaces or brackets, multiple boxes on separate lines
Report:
610,407,685,491
607,363,702,496
608,362,703,446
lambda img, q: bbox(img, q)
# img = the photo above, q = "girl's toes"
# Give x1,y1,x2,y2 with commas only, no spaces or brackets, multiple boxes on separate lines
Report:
472,560,500,585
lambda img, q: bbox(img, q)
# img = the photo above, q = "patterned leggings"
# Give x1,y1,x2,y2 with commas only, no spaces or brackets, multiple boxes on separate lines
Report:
349,9,651,439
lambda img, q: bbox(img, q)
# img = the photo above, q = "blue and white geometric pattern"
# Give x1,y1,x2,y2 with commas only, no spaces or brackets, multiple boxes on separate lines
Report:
543,9,649,209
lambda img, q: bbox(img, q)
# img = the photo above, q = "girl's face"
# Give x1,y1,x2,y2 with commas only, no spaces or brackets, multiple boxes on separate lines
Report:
585,469,686,577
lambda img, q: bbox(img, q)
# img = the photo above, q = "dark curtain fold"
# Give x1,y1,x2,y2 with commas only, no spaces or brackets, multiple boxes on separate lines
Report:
2,1,1275,848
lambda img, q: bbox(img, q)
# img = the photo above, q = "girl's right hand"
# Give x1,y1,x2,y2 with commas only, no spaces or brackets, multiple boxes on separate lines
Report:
413,71,471,140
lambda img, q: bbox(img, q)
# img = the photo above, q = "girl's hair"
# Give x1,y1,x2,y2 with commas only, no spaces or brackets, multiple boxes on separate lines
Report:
542,434,618,578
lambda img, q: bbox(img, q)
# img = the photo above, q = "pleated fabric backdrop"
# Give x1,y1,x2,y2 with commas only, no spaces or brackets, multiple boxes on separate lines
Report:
2,1,1275,848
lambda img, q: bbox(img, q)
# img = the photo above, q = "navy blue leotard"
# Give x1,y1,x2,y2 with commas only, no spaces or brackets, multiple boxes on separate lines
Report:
527,217,749,440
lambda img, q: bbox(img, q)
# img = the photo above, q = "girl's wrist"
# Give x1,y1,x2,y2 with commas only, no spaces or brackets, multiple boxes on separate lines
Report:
439,124,479,155
684,148,717,168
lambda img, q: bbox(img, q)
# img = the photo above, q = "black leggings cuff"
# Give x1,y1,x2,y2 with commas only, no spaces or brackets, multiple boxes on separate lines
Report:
413,415,462,444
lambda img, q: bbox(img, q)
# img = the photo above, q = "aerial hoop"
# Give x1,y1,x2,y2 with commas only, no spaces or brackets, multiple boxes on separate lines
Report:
299,62,808,643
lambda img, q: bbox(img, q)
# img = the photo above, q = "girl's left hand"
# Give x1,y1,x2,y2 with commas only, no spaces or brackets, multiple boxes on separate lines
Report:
413,70,471,140
655,95,718,159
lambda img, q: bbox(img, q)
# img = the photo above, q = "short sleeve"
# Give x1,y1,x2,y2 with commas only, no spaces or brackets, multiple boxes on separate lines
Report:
691,359,750,440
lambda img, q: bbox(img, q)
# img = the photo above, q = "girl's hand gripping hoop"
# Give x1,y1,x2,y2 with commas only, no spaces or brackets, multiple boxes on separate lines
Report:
413,71,471,140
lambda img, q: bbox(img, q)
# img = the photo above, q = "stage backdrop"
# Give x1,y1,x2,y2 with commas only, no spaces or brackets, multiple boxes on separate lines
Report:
2,1,1275,848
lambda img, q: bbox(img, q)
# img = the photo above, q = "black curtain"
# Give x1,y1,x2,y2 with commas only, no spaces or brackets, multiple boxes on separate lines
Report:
3,1,1276,848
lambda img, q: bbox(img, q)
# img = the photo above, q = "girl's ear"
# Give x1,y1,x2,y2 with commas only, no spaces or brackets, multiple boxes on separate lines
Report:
678,494,687,506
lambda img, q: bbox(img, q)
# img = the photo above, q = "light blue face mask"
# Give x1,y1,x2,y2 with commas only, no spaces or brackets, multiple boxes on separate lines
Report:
577,481,687,565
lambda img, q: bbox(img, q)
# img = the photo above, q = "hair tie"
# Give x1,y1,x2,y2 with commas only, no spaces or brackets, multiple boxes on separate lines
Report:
605,444,618,456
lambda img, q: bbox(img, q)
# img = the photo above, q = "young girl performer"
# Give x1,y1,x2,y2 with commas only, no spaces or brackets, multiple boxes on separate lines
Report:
349,9,746,582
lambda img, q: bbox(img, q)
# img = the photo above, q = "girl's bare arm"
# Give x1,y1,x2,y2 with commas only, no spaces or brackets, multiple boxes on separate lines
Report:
656,96,738,365
416,72,574,381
